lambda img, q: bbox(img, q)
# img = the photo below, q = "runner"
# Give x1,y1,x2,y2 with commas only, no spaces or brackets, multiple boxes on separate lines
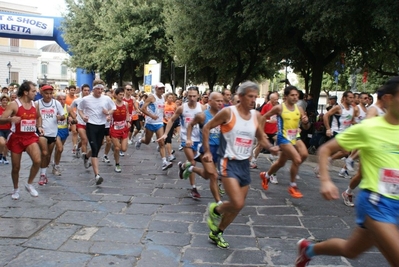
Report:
53,93,73,176
0,94,11,164
77,80,116,184
180,92,224,203
66,85,78,154
163,92,177,161
161,86,205,198
123,84,141,145
259,86,310,198
36,85,65,185
0,81,43,199
204,81,278,248
135,83,173,171
110,87,130,173
295,76,399,267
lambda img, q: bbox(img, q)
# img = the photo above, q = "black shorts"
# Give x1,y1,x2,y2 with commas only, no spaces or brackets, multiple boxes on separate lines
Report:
0,129,10,139
41,136,56,144
104,127,110,136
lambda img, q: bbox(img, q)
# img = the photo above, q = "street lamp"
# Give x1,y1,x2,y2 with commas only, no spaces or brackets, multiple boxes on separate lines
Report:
7,61,12,85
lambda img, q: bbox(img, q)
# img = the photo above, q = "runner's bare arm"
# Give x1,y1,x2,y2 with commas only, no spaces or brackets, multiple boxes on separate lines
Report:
0,102,19,124
186,112,205,147
158,106,183,141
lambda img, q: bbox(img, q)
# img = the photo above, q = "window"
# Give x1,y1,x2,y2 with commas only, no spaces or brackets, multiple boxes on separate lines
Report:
41,64,48,75
10,72,18,84
10,38,19,52
61,65,67,76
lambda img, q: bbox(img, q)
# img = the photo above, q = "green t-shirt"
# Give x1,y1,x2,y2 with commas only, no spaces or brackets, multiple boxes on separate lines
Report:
336,116,399,200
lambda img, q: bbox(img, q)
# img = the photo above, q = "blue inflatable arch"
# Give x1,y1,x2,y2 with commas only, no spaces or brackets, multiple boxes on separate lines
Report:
0,12,94,87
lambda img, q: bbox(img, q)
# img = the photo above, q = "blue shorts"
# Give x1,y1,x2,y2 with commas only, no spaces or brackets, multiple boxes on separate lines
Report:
356,189,399,228
200,145,219,163
57,128,69,141
181,141,200,152
218,158,251,187
277,134,294,146
145,123,163,133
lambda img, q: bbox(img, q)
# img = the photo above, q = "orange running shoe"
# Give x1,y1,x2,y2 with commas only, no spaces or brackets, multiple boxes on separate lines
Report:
260,172,269,190
288,186,303,198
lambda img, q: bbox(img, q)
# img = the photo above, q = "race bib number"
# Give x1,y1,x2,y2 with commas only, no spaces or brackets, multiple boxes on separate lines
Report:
132,110,137,115
184,117,193,125
234,137,253,155
378,168,399,195
165,111,174,119
343,120,352,126
287,129,298,141
58,119,67,126
113,121,126,130
20,119,36,132
41,108,55,119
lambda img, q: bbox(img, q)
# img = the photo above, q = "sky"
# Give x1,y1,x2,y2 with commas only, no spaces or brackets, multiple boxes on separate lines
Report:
3,0,67,47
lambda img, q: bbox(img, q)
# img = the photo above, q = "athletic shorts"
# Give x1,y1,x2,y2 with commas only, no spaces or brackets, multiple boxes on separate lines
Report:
181,141,200,152
266,133,276,144
7,133,39,154
57,128,69,141
41,136,56,144
218,158,251,187
110,126,129,139
277,134,295,146
200,144,219,163
0,129,10,139
77,124,86,130
104,127,110,136
145,123,163,133
356,189,399,228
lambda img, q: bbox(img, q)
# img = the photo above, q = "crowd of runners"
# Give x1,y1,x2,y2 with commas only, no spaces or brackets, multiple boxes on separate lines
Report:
1,77,398,266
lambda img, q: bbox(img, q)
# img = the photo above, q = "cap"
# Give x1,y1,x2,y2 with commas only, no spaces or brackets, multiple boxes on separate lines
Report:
41,85,53,91
329,95,337,100
155,82,165,88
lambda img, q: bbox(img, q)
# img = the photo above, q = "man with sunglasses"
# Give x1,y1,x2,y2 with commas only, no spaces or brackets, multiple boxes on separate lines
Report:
136,83,173,171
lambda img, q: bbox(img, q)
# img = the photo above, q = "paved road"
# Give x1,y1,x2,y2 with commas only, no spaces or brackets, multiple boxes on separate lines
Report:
0,136,387,267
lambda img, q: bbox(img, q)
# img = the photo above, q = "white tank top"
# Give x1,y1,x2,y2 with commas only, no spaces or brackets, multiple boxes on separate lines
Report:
145,94,164,125
355,104,367,123
331,104,353,133
179,102,202,142
218,106,258,160
37,98,62,137
368,104,386,117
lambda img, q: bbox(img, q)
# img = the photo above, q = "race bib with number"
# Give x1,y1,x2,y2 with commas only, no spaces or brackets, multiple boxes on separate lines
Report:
113,121,126,130
41,108,55,119
20,119,36,132
287,129,298,141
57,119,67,126
234,137,253,155
165,111,174,119
378,168,399,195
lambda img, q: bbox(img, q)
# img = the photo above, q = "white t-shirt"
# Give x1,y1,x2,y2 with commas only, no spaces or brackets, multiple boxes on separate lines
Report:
78,95,116,125
36,98,65,137
71,98,85,125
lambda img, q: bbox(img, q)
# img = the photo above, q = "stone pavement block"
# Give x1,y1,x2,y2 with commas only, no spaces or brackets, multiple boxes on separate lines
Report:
253,225,310,239
217,236,257,250
227,250,267,265
143,231,191,246
125,203,161,215
23,223,80,250
6,248,92,267
97,214,152,229
160,204,206,213
0,218,50,238
90,242,143,256
87,254,137,267
258,238,297,251
2,206,64,220
153,188,189,198
223,224,251,236
190,222,209,234
92,187,122,195
56,211,107,226
58,239,93,253
119,187,154,197
0,245,25,264
251,215,301,227
154,213,203,223
136,244,181,267
182,247,231,265
300,216,350,229
0,238,27,245
131,196,179,205
257,206,299,216
310,255,349,266
99,195,132,202
91,227,143,243
347,252,390,267
309,228,352,241
148,220,190,233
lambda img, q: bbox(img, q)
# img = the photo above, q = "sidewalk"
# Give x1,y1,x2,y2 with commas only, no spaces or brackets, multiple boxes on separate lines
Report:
0,136,386,267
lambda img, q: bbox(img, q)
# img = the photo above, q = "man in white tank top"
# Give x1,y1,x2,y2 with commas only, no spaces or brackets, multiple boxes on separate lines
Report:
202,81,278,249
136,83,173,171
161,86,205,199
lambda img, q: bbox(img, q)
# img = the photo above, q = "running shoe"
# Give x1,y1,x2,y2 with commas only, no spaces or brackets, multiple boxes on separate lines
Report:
178,161,191,179
114,165,122,173
25,183,38,197
128,139,133,145
267,154,276,164
75,148,81,159
162,161,173,171
342,191,355,207
260,172,269,190
2,157,9,164
11,188,19,200
295,238,312,267
209,231,229,249
95,174,103,185
135,140,142,150
288,186,303,198
183,165,192,179
52,166,61,176
168,155,176,161
207,203,221,232
338,170,351,179
178,145,183,151
218,183,225,195
38,174,48,186
102,155,110,163
171,150,175,155
190,188,201,199
250,160,257,169
119,151,125,157
270,174,278,184
313,165,320,178
345,157,355,172
156,145,160,152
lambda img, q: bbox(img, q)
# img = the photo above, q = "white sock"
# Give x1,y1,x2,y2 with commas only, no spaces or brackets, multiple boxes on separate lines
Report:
290,182,297,187
346,187,352,194
340,168,346,173
192,185,196,189
40,168,46,175
188,166,194,172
